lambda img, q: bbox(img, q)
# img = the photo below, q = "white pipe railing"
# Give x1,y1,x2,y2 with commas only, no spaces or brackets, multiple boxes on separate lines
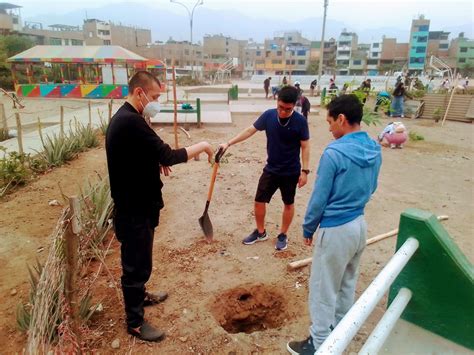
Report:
358,287,412,355
315,237,419,355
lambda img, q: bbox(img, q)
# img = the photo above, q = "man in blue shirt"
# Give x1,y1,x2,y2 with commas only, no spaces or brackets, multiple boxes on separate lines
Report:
220,86,310,251
287,94,381,354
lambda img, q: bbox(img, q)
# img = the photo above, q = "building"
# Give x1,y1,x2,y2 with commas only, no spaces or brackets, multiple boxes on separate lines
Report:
336,30,358,75
379,37,409,73
0,2,21,34
202,34,246,75
139,39,203,71
449,33,474,72
22,23,84,46
427,31,450,59
408,15,430,73
83,19,112,45
254,31,311,76
110,22,151,50
367,41,382,75
309,38,337,75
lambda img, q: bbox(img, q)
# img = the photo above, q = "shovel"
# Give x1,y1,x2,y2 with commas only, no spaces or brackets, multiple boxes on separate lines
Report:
199,147,225,241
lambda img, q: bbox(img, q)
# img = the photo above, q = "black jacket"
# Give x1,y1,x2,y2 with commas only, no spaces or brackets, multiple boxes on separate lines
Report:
105,102,188,214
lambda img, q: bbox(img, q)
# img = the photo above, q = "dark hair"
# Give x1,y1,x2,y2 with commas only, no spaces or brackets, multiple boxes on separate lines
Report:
277,85,299,104
327,94,363,125
129,71,161,93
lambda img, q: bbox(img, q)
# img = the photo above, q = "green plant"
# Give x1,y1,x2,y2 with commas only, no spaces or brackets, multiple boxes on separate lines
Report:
176,75,204,86
38,133,78,167
407,89,426,99
362,107,381,126
74,120,99,149
409,131,425,141
97,109,108,136
0,128,9,142
432,107,442,122
0,148,30,196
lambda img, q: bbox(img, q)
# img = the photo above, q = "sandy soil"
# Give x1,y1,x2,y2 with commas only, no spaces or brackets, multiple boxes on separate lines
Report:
0,98,472,354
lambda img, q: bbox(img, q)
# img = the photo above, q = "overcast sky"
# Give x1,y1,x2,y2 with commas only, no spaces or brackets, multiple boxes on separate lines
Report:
15,0,474,31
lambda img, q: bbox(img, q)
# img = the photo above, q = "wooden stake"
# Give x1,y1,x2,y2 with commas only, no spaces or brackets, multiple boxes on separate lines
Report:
1,103,7,133
287,215,449,270
172,66,179,148
15,112,23,155
60,105,64,138
108,100,112,122
65,196,82,350
441,82,457,126
88,100,92,127
37,117,44,146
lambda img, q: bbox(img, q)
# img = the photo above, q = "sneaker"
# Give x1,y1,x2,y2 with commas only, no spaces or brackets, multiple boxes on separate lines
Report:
275,233,288,251
287,335,317,355
242,229,267,245
128,321,165,342
390,143,396,149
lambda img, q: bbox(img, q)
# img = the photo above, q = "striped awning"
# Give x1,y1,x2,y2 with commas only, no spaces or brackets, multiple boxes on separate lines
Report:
8,45,148,64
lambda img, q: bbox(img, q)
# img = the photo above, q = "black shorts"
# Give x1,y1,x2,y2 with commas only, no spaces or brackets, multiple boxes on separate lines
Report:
255,170,299,205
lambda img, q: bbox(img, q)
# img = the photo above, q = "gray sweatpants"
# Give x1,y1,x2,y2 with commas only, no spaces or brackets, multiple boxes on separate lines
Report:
308,215,367,346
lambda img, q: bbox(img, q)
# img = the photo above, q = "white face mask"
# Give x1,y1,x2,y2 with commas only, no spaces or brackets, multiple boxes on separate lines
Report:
140,90,161,118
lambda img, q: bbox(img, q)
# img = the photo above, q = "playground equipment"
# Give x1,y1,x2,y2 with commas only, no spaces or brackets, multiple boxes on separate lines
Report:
212,58,237,85
7,45,147,99
315,209,473,354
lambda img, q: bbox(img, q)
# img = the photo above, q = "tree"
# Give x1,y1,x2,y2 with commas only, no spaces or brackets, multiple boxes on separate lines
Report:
306,60,319,75
460,62,474,77
0,35,34,89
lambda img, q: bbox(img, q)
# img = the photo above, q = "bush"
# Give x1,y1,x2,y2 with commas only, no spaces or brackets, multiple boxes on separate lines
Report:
176,75,204,86
409,131,425,141
0,148,30,196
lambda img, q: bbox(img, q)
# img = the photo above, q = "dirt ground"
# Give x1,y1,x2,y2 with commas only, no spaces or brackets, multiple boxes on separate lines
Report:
0,98,473,354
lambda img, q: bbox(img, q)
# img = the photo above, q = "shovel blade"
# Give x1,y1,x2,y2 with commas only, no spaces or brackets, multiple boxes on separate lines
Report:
199,212,213,240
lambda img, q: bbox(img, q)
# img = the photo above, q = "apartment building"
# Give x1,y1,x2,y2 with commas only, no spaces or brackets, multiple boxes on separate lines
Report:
0,2,21,34
22,23,84,46
408,16,430,73
336,30,358,75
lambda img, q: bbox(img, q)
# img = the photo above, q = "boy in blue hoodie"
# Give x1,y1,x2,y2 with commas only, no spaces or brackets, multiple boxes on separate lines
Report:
287,94,382,354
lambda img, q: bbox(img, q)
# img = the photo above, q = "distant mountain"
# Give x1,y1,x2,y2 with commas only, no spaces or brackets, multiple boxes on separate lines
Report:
24,2,473,44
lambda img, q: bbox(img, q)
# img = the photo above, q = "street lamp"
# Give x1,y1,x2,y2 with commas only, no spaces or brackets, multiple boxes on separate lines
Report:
317,0,328,92
170,0,204,44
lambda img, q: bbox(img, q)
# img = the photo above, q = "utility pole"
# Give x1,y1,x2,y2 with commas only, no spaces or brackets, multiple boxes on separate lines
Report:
317,0,328,93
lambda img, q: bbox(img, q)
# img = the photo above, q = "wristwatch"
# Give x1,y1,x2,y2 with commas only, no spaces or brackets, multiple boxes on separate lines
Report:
302,169,310,175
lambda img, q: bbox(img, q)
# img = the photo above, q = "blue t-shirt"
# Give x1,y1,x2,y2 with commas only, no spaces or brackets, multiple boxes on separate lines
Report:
253,108,310,176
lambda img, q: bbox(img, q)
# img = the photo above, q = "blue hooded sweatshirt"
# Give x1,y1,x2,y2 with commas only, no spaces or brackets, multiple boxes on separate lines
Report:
303,131,382,238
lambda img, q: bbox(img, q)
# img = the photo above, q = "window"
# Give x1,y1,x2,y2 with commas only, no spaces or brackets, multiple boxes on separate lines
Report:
103,40,111,45
338,50,350,56
372,43,379,48
71,39,83,46
184,49,189,55
256,50,261,56
371,52,379,57
297,60,306,65
439,43,449,49
417,36,428,43
460,47,468,53
459,58,466,63
367,59,378,65
50,38,62,45
98,30,110,36
416,46,426,53
12,17,18,24
286,60,291,65
410,57,424,64
265,51,271,57
89,32,93,38
353,60,362,65
272,59,282,64
64,39,70,45
277,51,282,56
297,50,306,56
291,60,296,65
418,25,429,32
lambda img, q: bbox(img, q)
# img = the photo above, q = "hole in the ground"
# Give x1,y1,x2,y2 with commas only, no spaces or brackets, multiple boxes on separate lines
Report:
210,284,287,334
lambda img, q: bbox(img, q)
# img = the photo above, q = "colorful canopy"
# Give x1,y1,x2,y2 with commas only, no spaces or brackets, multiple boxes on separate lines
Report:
8,45,148,64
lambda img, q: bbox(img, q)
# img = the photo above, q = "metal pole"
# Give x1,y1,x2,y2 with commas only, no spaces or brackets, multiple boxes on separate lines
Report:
316,237,419,355
15,112,23,155
317,0,328,92
359,288,412,355
172,66,179,148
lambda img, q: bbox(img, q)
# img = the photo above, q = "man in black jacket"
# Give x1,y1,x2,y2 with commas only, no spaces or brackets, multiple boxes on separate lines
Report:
106,71,213,342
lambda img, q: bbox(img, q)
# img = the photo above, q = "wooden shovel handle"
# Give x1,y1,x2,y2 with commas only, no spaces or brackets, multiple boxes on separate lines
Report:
207,162,219,202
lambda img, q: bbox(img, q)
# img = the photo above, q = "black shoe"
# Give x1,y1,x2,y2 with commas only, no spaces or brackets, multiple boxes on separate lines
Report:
128,321,165,342
144,291,168,307
287,336,317,355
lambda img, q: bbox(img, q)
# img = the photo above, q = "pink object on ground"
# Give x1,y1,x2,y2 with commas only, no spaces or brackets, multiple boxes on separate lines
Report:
384,132,407,145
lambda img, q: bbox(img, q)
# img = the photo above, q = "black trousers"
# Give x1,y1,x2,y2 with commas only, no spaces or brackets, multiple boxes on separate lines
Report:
114,208,159,328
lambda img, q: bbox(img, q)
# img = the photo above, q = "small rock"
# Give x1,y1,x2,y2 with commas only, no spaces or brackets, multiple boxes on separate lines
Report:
183,308,189,314
48,199,61,206
10,289,17,296
179,336,188,342
111,338,120,349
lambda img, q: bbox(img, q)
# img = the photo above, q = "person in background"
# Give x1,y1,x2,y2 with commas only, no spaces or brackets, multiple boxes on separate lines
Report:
391,82,411,118
264,77,272,99
310,78,318,96
282,76,288,85
359,78,371,104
